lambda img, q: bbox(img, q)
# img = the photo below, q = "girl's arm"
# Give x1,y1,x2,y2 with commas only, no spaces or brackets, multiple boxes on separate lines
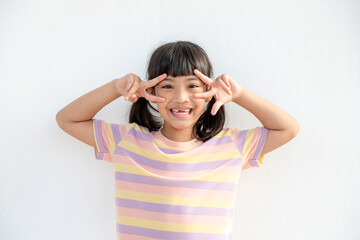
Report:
233,86,300,155
56,79,121,148
193,69,300,156
56,73,167,148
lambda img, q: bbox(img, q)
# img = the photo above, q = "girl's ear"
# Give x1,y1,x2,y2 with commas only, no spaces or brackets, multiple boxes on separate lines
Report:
149,87,156,95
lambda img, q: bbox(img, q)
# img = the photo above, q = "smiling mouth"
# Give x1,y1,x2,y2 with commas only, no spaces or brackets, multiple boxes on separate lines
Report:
170,109,193,115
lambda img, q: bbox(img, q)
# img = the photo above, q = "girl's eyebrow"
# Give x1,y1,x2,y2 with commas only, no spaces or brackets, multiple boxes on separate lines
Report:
163,77,201,82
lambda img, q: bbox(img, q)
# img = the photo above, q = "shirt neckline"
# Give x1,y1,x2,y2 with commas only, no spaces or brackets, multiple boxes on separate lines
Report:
153,129,203,149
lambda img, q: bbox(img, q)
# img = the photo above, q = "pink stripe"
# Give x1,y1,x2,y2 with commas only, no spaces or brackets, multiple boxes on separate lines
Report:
120,128,156,151
136,163,217,178
137,162,240,178
112,156,241,175
116,206,230,225
117,232,159,240
115,180,235,200
121,128,237,155
101,121,111,151
135,161,240,178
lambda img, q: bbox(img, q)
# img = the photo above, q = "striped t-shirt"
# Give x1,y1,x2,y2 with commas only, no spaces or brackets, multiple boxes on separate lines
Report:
93,118,268,240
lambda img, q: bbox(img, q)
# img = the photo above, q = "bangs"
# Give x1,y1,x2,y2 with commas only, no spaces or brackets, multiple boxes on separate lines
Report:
147,41,213,80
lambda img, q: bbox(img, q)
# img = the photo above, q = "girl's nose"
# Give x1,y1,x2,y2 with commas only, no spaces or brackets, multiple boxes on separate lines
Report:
173,88,190,102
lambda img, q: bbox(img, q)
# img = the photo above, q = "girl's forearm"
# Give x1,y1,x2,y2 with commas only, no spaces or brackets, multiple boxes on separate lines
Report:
56,79,121,123
232,86,299,132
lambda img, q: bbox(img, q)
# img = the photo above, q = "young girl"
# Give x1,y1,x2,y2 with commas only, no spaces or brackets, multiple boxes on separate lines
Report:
56,41,299,240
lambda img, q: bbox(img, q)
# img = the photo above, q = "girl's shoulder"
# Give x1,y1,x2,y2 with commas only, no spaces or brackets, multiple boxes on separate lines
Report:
121,122,152,136
94,119,150,135
203,127,240,145
214,127,239,138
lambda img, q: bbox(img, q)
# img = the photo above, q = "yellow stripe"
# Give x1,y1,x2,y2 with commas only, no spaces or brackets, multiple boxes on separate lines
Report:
125,123,236,148
114,162,239,183
105,122,116,154
116,215,230,233
153,138,197,151
115,189,233,208
152,128,235,151
117,140,241,163
93,120,100,154
242,128,255,161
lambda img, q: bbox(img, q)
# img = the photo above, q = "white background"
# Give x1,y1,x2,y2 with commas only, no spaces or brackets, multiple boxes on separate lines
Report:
1,0,359,239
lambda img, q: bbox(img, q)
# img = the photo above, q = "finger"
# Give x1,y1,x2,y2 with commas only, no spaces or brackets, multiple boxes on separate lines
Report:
124,78,134,98
217,77,232,95
193,85,218,99
128,94,138,103
146,73,168,87
194,69,213,85
222,77,230,88
144,90,166,103
125,81,139,101
211,101,223,116
193,90,215,99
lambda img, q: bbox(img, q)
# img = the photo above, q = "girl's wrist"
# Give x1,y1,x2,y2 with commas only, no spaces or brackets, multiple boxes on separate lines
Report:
113,78,126,96
232,85,245,102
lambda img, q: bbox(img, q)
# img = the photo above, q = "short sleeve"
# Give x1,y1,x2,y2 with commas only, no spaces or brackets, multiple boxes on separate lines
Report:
232,127,269,170
92,118,122,163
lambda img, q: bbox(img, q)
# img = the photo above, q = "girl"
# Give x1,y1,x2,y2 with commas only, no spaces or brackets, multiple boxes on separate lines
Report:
56,41,300,240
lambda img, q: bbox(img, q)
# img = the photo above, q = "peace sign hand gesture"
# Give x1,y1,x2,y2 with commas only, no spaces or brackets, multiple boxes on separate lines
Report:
114,73,168,103
193,69,244,116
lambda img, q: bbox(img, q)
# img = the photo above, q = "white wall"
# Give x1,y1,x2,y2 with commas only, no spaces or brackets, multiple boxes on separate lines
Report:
1,0,359,239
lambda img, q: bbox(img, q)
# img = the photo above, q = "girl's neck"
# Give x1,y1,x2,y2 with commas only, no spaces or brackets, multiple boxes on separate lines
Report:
160,127,195,142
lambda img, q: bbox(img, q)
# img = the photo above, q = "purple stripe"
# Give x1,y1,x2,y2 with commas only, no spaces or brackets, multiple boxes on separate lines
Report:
94,119,106,152
128,127,153,142
159,148,186,154
128,127,232,146
111,122,122,145
201,135,233,146
94,151,105,160
94,119,122,153
115,148,241,172
236,130,247,155
115,172,237,191
249,127,268,161
116,198,233,216
116,223,231,240
94,119,107,153
117,223,231,240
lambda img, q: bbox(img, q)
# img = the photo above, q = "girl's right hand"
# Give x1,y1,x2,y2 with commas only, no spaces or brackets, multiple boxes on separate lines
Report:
114,73,168,103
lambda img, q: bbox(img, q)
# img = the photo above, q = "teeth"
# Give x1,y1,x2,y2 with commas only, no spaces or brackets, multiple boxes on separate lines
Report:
172,109,191,114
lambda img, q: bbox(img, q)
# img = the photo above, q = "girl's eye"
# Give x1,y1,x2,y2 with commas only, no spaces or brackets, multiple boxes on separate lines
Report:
160,85,199,89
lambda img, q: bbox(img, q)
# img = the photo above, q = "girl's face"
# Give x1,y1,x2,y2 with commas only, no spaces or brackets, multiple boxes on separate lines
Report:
153,75,211,141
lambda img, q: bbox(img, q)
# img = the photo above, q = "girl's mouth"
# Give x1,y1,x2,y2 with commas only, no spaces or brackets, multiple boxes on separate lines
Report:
170,109,193,118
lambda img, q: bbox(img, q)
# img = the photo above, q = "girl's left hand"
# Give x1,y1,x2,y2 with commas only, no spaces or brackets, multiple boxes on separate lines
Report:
193,69,243,115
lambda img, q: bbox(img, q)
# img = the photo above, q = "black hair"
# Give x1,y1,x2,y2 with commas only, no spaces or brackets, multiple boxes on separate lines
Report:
129,41,225,142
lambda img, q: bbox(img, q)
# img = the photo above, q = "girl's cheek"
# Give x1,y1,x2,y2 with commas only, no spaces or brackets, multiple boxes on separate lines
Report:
156,90,169,99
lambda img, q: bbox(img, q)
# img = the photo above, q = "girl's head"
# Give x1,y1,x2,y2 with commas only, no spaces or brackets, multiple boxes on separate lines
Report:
129,41,225,142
